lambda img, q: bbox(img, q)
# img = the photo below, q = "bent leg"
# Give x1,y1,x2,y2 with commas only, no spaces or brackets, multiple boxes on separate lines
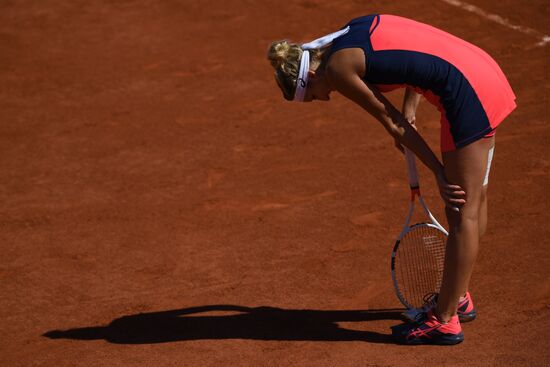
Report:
435,136,495,322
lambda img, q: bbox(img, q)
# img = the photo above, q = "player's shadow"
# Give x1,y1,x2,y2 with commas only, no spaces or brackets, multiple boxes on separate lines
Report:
43,305,403,344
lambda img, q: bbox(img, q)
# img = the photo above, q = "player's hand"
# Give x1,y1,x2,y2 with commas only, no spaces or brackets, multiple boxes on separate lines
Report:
436,171,466,212
404,114,416,125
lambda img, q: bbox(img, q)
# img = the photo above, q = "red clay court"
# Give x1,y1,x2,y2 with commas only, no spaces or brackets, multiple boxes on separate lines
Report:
1,1,548,366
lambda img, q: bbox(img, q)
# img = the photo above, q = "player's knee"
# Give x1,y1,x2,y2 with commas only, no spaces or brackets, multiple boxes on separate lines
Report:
461,203,480,220
446,202,480,232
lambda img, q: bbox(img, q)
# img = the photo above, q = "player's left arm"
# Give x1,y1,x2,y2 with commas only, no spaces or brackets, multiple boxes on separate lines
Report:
394,87,422,153
402,86,421,124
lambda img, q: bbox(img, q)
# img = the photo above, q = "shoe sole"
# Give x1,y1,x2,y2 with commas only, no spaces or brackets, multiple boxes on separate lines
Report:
458,309,477,323
402,332,465,345
391,324,465,345
458,312,477,323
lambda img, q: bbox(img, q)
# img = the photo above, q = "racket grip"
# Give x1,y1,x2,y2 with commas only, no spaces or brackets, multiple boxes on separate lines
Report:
404,148,419,188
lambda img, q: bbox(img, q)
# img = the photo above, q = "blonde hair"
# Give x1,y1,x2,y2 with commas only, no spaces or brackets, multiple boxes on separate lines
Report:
267,40,323,101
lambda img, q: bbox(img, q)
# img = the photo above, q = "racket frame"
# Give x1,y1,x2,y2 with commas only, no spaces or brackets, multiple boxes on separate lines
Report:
391,148,448,309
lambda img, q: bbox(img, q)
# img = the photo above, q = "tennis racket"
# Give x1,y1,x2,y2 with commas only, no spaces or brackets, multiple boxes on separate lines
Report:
391,147,448,310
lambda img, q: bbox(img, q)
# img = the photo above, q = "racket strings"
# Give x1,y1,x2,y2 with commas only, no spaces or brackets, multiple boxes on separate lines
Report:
395,225,446,308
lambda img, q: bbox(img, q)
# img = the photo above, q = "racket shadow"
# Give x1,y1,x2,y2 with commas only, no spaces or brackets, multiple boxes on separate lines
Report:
43,305,404,345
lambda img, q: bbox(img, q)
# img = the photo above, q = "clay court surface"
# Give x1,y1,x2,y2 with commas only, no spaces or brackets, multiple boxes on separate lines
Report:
1,0,548,366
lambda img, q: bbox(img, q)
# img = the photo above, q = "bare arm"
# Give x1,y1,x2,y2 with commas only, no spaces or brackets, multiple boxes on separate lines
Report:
402,86,421,123
326,50,444,178
355,83,444,177
326,49,465,209
393,86,422,152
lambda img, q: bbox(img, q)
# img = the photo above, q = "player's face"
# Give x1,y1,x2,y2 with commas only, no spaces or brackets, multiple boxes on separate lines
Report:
303,71,332,102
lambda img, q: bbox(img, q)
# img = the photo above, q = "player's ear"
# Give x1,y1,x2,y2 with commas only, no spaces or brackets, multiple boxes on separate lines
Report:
307,70,317,79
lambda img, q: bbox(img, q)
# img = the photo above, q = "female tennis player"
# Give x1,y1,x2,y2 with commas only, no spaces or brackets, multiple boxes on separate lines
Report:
267,14,516,345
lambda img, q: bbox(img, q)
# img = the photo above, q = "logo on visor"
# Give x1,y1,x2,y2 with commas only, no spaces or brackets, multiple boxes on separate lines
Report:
297,78,306,88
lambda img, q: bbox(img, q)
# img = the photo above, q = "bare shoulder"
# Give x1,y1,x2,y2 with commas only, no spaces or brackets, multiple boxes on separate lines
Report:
326,47,366,81
324,48,379,112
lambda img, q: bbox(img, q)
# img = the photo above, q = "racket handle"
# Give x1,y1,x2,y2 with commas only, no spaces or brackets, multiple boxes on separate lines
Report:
404,147,420,189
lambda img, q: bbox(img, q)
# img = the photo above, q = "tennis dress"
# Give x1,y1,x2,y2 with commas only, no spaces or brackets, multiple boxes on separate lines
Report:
328,15,516,151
